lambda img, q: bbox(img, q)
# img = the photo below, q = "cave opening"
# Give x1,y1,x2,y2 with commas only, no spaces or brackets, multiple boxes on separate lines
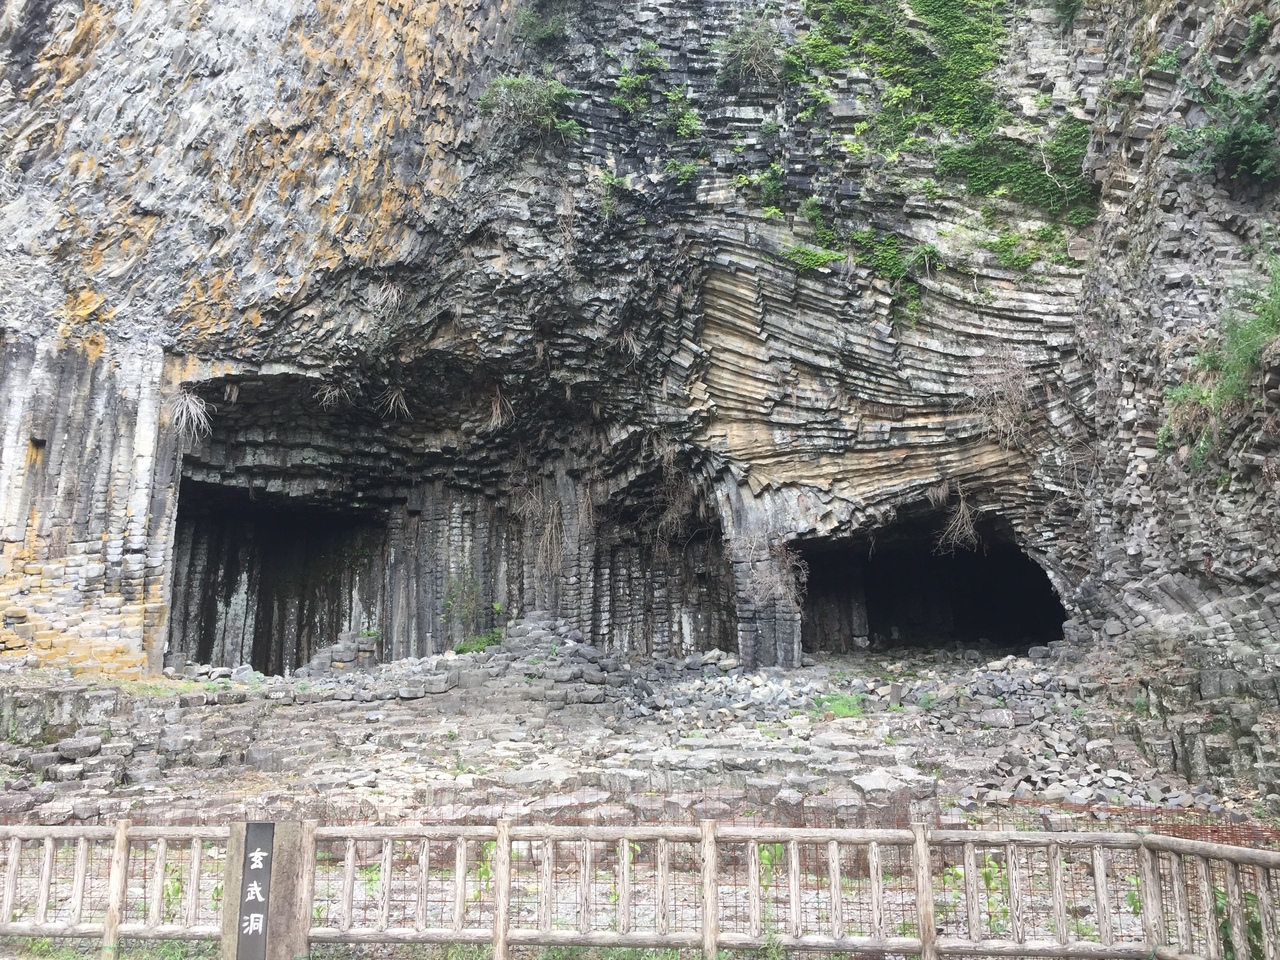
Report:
167,479,386,675
799,517,1066,654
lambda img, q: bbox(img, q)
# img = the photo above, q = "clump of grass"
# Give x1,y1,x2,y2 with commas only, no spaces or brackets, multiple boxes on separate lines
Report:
812,692,865,717
515,3,569,52
783,245,845,271
456,628,504,654
477,74,583,143
715,7,784,89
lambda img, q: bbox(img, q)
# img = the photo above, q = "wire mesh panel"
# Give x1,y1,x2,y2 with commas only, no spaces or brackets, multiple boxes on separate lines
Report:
4,838,46,925
462,839,497,931
42,837,110,927
507,838,546,931
663,840,702,935
626,838,663,934
120,831,229,935
0,827,227,940
876,841,918,940
716,841,754,936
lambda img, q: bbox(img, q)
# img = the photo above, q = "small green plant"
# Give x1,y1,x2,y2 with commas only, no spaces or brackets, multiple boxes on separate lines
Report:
1104,75,1144,97
979,854,1011,934
162,861,184,920
984,230,1039,270
611,42,667,117
515,2,569,52
1152,45,1182,72
359,862,381,896
477,75,582,143
1123,874,1142,915
758,843,785,890
1171,64,1279,183
664,159,699,185
662,90,702,138
796,85,835,122
736,161,785,206
598,169,627,219
798,195,838,246
1213,885,1265,959
475,840,497,897
1245,13,1271,56
1052,0,1081,25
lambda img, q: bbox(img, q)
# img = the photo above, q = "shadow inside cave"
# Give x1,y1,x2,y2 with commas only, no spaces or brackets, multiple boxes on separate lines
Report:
798,516,1066,654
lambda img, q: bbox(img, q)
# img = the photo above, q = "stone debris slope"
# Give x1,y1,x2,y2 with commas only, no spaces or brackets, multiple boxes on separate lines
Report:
0,614,1265,828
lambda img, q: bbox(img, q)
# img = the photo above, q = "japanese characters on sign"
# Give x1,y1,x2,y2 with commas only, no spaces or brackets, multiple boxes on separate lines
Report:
235,822,276,960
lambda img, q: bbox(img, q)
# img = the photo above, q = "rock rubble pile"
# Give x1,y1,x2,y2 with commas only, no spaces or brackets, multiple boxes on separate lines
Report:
0,613,1268,828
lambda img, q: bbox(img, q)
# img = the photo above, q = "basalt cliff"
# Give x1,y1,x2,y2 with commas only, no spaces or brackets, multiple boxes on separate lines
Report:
0,0,1278,732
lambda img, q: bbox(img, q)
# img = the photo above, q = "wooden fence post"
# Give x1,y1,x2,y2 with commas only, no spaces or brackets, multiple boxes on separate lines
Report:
912,824,937,960
220,822,247,960
266,822,311,960
493,820,512,960
100,820,131,960
1137,836,1165,949
701,820,718,960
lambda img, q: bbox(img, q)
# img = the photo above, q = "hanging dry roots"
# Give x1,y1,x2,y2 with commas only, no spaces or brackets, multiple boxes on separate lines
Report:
376,386,411,421
925,479,951,508
536,499,564,577
313,381,352,411
733,533,810,608
486,385,514,432
368,281,404,312
169,389,213,442
967,345,1032,449
935,491,979,554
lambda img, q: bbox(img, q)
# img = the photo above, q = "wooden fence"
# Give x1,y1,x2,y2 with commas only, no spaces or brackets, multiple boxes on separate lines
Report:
0,820,1276,960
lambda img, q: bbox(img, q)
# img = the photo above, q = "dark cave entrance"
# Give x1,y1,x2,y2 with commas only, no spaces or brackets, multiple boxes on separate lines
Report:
799,518,1066,653
167,479,386,675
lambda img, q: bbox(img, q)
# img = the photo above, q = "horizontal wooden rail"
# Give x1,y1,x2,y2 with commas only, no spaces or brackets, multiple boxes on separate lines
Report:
0,820,1273,960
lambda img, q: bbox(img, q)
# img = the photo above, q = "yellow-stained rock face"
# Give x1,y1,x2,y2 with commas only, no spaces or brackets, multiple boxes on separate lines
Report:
0,0,1278,686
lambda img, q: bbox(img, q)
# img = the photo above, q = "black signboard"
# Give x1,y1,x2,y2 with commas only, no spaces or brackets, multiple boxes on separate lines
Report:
236,822,276,960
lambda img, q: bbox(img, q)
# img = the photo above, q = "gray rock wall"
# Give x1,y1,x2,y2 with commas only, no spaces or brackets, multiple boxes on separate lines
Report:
0,0,1276,701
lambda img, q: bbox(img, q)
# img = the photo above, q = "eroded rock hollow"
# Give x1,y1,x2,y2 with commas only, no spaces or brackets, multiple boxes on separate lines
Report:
0,0,1277,709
